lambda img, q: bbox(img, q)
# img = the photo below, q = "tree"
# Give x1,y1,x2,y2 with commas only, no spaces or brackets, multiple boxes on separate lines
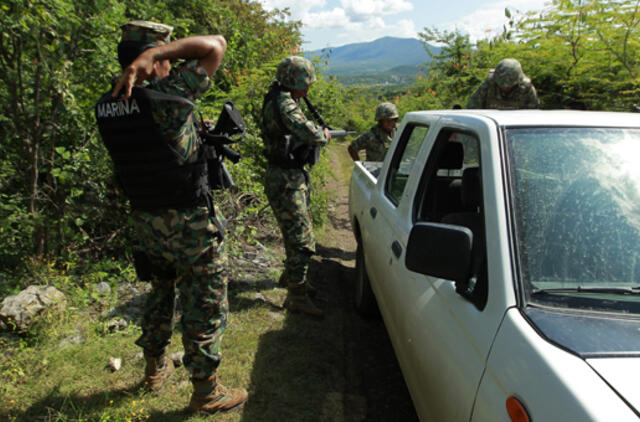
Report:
0,0,126,263
515,0,640,109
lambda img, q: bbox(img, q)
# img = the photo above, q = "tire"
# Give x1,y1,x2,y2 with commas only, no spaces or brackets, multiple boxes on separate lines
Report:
354,241,379,317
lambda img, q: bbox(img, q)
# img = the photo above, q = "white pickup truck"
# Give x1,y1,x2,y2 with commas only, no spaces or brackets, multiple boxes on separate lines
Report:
348,110,640,422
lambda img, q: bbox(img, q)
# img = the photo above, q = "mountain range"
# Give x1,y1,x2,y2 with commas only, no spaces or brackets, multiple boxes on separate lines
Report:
305,37,439,86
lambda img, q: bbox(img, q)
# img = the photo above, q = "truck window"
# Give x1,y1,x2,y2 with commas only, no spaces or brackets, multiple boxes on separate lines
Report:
414,129,488,310
385,124,430,206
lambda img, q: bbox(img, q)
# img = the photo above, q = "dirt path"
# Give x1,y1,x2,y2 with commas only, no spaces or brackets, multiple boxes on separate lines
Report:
312,142,419,422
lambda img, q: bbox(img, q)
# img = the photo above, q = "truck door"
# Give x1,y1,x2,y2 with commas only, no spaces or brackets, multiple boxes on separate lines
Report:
397,128,505,421
364,123,432,346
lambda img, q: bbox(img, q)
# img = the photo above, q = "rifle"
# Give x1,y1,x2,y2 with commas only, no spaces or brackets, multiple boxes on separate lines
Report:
200,101,246,190
328,129,356,138
303,97,355,139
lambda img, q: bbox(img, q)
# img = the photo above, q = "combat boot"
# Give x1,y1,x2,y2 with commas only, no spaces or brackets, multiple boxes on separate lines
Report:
142,353,174,392
280,271,317,297
189,375,248,414
284,294,324,318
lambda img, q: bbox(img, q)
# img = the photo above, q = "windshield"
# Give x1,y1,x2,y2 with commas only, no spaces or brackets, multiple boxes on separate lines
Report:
505,127,640,314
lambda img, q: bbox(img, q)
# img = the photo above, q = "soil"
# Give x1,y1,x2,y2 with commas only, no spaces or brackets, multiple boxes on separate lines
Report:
308,143,419,422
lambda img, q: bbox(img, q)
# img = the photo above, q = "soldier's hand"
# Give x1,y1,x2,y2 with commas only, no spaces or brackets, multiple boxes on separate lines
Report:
112,53,155,99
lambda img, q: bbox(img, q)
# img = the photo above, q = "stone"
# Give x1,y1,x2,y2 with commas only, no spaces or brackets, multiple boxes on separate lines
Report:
92,282,111,295
169,352,184,367
0,285,67,331
108,357,122,372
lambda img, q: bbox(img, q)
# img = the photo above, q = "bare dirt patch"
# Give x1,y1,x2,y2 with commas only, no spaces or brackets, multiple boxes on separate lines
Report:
310,142,419,421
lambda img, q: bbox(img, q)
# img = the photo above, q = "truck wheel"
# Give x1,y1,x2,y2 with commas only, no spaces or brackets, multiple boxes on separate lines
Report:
355,241,378,317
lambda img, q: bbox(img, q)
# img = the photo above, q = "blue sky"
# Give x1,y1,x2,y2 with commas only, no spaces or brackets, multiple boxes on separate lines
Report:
257,0,551,51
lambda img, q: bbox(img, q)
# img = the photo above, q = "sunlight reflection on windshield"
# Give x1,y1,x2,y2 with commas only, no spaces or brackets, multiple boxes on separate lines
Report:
507,127,640,309
594,133,640,232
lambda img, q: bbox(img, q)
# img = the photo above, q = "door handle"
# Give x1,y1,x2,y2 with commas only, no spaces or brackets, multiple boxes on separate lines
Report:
370,207,377,218
391,240,402,258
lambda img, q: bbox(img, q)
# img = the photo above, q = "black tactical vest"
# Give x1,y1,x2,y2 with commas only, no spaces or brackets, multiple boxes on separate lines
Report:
95,87,209,210
261,83,316,169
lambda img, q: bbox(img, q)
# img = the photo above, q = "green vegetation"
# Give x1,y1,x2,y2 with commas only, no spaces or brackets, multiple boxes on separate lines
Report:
407,1,640,111
1,0,640,420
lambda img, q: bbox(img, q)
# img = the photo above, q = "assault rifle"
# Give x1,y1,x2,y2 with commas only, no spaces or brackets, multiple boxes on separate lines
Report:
200,101,246,190
303,96,356,139
328,129,357,138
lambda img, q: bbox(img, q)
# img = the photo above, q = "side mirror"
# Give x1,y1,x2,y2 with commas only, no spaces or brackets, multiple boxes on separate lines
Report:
405,222,473,284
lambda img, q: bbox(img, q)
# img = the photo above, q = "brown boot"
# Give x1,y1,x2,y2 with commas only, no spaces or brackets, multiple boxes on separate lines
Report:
142,353,174,392
189,375,248,414
284,294,324,318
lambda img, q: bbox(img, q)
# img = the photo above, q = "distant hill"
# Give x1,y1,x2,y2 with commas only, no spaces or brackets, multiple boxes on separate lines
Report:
304,36,438,86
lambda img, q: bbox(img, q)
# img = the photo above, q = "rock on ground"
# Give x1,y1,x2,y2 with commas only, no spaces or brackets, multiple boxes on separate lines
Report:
0,285,67,331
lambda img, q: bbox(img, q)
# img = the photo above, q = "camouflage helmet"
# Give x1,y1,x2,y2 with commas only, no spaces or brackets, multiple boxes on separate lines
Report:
375,102,399,121
276,56,316,90
120,20,173,45
492,58,524,88
117,20,173,68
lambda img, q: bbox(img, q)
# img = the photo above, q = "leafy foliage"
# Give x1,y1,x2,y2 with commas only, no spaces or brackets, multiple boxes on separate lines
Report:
0,0,330,293
1,0,640,294
409,0,640,111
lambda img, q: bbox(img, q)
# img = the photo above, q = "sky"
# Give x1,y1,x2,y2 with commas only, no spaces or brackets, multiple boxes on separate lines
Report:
256,0,551,51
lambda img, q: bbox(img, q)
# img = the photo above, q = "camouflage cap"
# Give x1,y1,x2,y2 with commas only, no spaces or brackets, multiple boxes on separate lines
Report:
375,102,399,121
276,56,316,90
493,58,524,88
120,20,173,45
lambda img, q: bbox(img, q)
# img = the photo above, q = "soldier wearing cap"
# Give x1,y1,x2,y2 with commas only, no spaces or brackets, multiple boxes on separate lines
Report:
466,58,539,110
95,21,248,414
260,56,330,317
348,102,399,161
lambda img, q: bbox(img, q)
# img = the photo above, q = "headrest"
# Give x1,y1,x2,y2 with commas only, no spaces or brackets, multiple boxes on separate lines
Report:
438,141,463,169
461,167,481,208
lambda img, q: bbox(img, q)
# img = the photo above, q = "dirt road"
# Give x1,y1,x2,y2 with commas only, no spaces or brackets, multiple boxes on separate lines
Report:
311,143,419,421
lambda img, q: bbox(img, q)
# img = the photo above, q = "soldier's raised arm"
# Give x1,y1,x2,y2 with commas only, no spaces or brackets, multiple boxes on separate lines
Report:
113,35,226,99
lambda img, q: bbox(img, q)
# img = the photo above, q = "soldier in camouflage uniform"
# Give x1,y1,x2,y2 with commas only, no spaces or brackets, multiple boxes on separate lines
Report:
348,102,399,161
467,58,539,110
95,21,247,414
261,56,330,317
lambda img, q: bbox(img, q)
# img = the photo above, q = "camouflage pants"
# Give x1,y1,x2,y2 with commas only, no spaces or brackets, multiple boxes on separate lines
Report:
264,166,315,296
131,206,228,380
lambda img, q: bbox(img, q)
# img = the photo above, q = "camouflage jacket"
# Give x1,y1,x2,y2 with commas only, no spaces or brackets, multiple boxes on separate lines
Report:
261,88,328,189
132,59,225,229
467,74,539,110
349,125,394,161
147,59,211,163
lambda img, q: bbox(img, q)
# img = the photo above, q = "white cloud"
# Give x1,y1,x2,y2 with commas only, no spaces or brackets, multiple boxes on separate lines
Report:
394,19,418,39
304,8,350,29
341,0,413,21
258,0,328,21
258,0,414,33
258,0,550,50
442,0,550,41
